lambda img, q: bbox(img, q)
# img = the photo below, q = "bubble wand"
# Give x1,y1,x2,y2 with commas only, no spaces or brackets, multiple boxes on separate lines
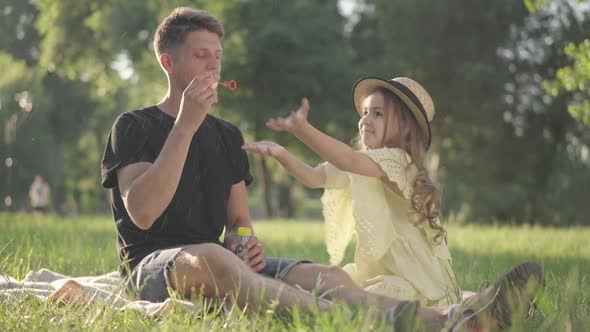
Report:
218,80,237,91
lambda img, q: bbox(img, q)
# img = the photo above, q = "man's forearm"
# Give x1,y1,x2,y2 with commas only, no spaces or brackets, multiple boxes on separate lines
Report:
125,124,197,229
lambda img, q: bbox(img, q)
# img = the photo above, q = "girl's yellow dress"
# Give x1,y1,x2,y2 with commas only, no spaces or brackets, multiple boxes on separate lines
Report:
320,147,461,306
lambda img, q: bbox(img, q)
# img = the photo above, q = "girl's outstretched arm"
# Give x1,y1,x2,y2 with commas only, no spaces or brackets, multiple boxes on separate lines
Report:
242,141,326,189
266,98,385,178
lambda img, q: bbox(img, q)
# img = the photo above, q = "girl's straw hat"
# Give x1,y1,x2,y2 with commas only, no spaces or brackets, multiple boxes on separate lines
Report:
352,77,434,149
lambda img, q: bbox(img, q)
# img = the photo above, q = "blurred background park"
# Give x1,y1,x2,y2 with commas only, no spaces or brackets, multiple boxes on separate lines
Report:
1,0,589,226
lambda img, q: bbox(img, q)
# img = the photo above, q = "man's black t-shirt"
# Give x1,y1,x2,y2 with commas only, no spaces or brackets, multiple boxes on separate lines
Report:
101,106,253,275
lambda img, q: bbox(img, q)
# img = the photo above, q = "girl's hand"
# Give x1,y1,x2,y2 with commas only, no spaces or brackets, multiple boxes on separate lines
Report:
242,141,286,158
266,98,310,133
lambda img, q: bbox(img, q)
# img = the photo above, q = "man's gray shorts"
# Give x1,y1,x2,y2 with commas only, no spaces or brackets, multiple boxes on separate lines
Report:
127,245,311,302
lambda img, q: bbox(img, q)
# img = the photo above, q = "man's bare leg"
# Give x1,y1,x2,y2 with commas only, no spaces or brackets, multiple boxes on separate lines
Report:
167,243,332,313
167,246,448,331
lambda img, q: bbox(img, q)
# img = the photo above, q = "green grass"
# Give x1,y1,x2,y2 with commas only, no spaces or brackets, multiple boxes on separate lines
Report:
1,213,589,331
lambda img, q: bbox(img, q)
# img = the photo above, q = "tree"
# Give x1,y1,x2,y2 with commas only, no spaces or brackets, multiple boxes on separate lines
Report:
499,0,590,224
2,0,358,217
350,0,533,222
526,0,590,126
1,0,94,212
219,0,356,217
545,40,590,125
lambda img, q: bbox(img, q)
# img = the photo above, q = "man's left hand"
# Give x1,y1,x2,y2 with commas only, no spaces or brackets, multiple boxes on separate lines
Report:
243,236,266,272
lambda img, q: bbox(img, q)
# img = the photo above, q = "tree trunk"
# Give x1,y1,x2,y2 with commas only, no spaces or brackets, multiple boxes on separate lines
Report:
278,179,294,219
47,140,65,214
258,156,274,218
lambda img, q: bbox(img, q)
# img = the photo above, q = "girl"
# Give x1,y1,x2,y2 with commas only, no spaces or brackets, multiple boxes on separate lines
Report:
243,77,461,306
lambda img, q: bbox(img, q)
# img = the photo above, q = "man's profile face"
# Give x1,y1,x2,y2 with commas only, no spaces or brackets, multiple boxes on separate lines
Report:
171,30,223,92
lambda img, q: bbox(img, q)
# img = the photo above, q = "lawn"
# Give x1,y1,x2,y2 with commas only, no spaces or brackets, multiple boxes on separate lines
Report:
0,213,588,331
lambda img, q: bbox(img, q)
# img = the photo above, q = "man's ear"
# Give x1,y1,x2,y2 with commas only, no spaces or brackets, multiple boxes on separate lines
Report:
160,53,174,76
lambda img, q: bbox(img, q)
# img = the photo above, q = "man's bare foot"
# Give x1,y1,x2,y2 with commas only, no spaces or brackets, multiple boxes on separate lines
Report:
49,280,90,305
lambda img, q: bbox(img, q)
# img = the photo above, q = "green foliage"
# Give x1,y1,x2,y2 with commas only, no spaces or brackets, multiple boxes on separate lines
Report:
0,52,41,208
214,0,357,217
350,0,535,222
497,1,590,225
0,0,40,65
524,0,551,13
1,0,588,225
348,0,590,225
525,1,590,125
544,40,590,125
220,0,356,149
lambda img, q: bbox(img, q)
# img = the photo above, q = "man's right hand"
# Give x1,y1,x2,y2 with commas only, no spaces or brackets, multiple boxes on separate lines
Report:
175,71,220,134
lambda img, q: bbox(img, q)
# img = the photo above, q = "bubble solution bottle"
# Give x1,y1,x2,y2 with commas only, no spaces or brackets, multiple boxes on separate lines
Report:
236,227,251,260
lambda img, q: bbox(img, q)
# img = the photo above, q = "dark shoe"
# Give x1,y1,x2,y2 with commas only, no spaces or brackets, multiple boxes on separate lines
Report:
387,300,421,331
443,261,545,331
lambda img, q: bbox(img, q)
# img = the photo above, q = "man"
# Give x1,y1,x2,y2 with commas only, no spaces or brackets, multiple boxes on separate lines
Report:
30,175,50,213
101,7,543,331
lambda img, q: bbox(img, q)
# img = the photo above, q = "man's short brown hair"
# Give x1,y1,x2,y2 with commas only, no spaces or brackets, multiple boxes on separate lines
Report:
153,7,224,59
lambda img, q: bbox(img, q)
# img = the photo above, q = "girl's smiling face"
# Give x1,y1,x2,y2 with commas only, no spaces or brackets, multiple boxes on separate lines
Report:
358,90,392,149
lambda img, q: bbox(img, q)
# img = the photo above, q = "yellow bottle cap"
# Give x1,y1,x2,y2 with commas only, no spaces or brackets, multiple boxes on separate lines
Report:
237,227,251,237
